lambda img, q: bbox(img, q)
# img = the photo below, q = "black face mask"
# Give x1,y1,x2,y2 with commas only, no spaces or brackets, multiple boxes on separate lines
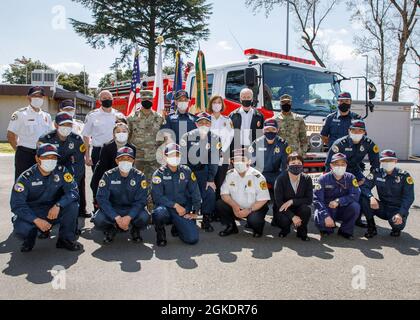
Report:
281,104,292,113
338,103,351,113
241,100,253,108
288,165,304,176
101,99,113,108
142,100,153,109
264,132,277,141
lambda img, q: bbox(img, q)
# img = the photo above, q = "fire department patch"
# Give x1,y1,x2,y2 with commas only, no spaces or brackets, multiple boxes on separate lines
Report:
141,180,148,189
69,142,74,150
54,175,60,183
14,183,25,193
180,139,187,147
407,176,414,185
99,180,106,188
180,172,185,180
248,180,252,187
11,113,18,121
80,144,86,153
366,173,374,180
64,173,74,183
315,183,322,191
216,142,222,150
352,179,359,188
285,146,292,154
260,181,267,190
191,172,197,182
130,179,136,187
373,145,380,154
274,147,280,154
152,176,162,185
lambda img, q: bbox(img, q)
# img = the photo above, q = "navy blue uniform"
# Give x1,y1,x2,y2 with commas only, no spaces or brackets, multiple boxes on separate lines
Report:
10,165,79,246
180,129,221,216
94,167,149,231
321,111,361,148
325,135,380,181
314,172,361,234
161,111,197,144
360,168,415,231
151,165,201,244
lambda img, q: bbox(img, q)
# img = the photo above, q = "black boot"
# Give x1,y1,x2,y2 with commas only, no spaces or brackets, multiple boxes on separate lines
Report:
355,213,368,228
20,238,35,253
156,226,167,247
38,230,51,239
130,227,143,243
171,225,179,237
200,215,214,232
390,229,401,237
103,227,117,244
364,218,378,239
337,228,354,240
56,239,83,251
219,224,238,237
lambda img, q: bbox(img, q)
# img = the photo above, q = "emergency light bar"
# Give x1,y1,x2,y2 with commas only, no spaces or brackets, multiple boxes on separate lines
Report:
244,48,316,66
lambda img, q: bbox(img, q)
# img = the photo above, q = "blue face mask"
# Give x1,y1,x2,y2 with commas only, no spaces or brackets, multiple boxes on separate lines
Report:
264,132,277,141
288,165,304,176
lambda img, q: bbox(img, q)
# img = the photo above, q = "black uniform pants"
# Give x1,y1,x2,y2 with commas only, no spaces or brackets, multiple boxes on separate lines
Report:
77,174,87,215
215,164,230,200
91,146,102,173
15,146,37,181
273,204,312,237
216,199,269,234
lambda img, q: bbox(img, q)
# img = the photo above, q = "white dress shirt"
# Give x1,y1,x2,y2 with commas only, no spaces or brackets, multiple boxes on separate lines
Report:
211,114,234,154
238,107,254,146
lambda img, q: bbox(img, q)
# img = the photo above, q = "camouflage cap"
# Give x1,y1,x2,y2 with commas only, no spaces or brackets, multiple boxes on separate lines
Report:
280,94,292,103
140,90,154,100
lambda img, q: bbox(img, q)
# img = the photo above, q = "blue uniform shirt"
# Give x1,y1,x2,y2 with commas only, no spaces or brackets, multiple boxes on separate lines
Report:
96,167,148,220
361,168,415,217
325,135,380,181
321,111,361,147
39,130,85,182
10,165,79,223
180,129,221,182
249,136,290,185
161,111,197,144
151,165,201,211
314,172,361,221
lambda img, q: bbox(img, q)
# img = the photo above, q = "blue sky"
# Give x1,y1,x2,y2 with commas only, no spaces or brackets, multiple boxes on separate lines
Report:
0,0,417,102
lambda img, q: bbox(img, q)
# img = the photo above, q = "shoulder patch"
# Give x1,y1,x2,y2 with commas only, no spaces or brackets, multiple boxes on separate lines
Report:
285,146,292,155
406,176,414,185
260,181,268,190
352,178,359,188
14,182,25,193
64,173,74,183
366,173,374,180
99,179,106,188
11,112,18,121
332,145,340,153
191,172,197,182
152,176,162,184
314,183,322,191
141,180,148,189
373,145,380,154
79,144,86,153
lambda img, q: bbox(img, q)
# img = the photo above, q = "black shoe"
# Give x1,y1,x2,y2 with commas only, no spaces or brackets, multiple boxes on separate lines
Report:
390,230,401,237
219,225,238,237
38,230,51,239
156,227,167,247
130,228,143,243
200,215,214,232
253,232,262,238
355,219,368,228
271,220,278,227
365,227,378,239
320,231,332,238
278,232,288,238
298,235,310,241
337,229,354,240
171,225,179,237
79,212,92,219
244,223,252,229
56,239,83,251
210,215,221,223
103,227,117,244
20,239,35,253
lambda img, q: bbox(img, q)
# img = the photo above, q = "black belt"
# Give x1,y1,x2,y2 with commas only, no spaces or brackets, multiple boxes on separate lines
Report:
17,146,36,154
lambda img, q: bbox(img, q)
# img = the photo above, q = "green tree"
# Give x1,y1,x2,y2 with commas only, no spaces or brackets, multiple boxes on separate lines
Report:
58,72,90,94
2,57,50,84
70,0,212,76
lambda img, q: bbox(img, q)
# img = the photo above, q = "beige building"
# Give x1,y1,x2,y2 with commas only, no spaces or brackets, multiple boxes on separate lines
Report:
0,84,94,141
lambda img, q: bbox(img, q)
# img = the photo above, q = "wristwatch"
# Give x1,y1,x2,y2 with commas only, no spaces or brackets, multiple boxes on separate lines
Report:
55,203,61,208
335,198,340,205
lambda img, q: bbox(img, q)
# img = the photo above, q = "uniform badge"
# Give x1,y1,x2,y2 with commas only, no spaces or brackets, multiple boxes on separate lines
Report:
274,147,280,154
180,172,186,180
99,180,106,188
285,146,292,155
180,139,187,147
373,145,380,154
216,142,222,150
191,172,197,182
248,180,253,187
352,178,359,188
395,176,401,184
406,176,414,185
152,176,162,184
64,173,74,183
69,142,74,150
248,146,255,153
54,175,60,183
206,143,211,150
260,181,268,190
14,183,25,193
230,182,235,187
332,145,339,153
360,145,365,152
130,179,136,187
314,183,322,191
366,173,374,181
11,113,18,121
80,144,86,153
141,180,148,189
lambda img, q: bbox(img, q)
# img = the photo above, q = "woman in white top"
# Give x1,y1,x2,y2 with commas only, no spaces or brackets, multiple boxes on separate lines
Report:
208,96,234,209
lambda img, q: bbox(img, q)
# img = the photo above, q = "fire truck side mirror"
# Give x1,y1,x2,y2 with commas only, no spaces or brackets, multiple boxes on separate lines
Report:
245,68,258,88
368,82,377,100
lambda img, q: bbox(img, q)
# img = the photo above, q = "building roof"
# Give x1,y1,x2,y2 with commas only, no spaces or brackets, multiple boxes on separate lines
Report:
0,84,95,103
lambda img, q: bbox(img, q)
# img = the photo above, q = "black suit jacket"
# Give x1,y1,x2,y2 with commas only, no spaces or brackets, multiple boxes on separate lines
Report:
90,140,136,197
230,108,264,151
273,172,313,210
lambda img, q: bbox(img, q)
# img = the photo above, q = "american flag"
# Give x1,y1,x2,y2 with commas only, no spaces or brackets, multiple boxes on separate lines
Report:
126,50,141,117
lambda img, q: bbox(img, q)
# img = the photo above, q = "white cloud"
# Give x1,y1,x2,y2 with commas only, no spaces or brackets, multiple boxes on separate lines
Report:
217,41,233,51
50,62,84,74
329,41,356,61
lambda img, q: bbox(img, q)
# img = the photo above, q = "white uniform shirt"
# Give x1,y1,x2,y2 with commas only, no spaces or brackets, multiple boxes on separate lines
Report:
7,106,53,149
211,114,234,153
72,119,84,136
221,167,271,209
81,108,125,147
239,107,254,146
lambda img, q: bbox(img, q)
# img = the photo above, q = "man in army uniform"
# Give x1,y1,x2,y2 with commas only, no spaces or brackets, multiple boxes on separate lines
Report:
127,90,165,181
275,94,308,157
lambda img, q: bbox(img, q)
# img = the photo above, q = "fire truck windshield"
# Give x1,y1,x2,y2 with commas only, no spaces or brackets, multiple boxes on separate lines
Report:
263,63,340,117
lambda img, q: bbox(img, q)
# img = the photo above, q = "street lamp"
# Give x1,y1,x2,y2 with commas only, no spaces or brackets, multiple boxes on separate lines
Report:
286,0,290,55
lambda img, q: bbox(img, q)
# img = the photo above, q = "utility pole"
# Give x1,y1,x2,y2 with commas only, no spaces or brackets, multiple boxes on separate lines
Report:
286,0,290,55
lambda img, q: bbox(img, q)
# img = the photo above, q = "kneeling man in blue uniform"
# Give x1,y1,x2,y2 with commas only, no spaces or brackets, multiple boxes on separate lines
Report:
10,143,82,252
94,147,150,244
314,153,361,240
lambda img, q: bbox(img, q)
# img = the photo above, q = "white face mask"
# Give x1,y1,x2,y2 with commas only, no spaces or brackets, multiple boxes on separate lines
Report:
234,162,248,174
177,102,189,112
40,159,57,173
58,126,73,137
31,97,44,109
118,161,133,173
212,103,223,113
332,166,347,178
167,157,181,167
199,126,210,135
350,133,364,143
115,132,128,144
381,162,396,173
